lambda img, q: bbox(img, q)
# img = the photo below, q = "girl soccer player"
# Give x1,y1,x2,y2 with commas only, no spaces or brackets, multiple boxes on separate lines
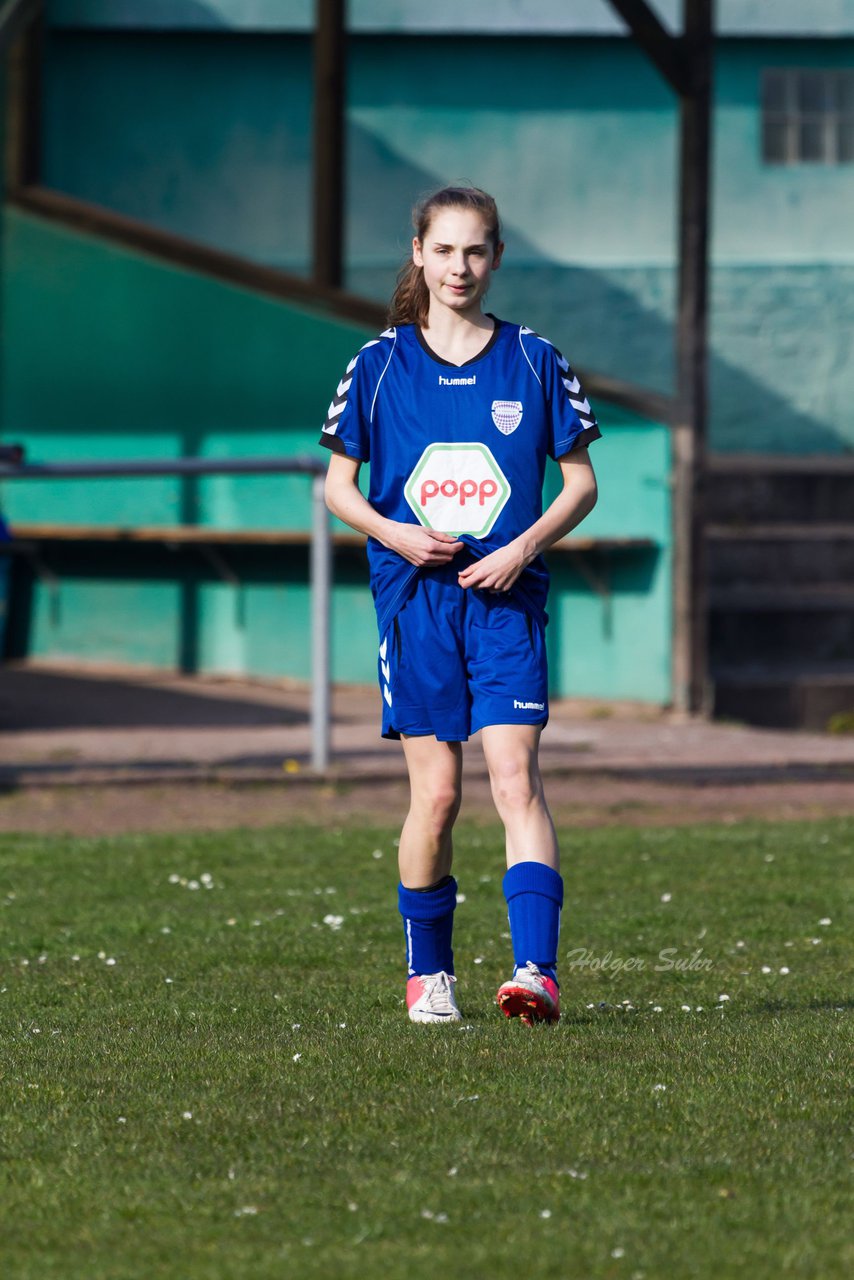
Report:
320,186,600,1025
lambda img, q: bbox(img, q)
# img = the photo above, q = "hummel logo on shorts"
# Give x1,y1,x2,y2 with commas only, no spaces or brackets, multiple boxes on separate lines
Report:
514,699,545,711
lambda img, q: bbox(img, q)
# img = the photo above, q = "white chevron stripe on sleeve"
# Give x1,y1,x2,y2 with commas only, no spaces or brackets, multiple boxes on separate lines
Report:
562,375,581,395
570,397,591,415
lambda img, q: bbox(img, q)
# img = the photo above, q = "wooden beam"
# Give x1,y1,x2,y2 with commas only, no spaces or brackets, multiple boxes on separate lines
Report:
3,3,43,189
672,0,713,715
605,0,690,96
312,0,346,289
0,0,41,54
580,371,678,426
10,186,387,331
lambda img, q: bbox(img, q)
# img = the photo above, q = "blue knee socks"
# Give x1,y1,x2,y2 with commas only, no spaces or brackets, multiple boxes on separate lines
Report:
503,862,563,983
398,876,457,977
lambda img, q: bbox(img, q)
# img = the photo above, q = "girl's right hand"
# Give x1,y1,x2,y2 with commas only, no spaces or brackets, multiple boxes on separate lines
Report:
386,523,464,567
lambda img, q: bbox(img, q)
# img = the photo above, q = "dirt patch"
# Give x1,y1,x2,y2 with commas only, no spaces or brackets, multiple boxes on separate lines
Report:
1,771,852,837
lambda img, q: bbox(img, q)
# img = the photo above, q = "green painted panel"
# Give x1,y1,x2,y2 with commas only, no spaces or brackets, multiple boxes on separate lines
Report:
1,210,670,701
0,209,371,530
28,578,183,667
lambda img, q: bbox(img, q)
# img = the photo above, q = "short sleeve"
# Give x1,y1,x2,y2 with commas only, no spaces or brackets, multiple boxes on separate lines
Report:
541,343,602,460
319,348,373,461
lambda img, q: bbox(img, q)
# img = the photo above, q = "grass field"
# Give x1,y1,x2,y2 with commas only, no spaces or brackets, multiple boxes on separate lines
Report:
0,815,851,1280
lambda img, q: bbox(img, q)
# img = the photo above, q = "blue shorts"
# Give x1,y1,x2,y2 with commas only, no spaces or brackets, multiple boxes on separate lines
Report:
377,564,549,742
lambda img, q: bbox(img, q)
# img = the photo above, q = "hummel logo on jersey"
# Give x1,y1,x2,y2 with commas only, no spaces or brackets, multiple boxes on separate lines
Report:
491,400,523,435
438,374,476,386
514,699,545,711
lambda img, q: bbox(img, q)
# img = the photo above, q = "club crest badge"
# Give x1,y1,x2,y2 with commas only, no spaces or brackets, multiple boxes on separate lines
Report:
491,400,523,435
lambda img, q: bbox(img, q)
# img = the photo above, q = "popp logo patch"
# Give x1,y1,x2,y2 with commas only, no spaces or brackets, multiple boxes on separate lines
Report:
404,442,510,537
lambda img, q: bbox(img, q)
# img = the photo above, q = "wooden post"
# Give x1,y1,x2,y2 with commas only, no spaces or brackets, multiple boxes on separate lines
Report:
606,0,713,716
672,0,713,716
312,0,345,290
3,2,43,191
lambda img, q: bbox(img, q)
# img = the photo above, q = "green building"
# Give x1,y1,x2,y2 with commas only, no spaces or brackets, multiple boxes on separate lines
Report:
2,1,852,721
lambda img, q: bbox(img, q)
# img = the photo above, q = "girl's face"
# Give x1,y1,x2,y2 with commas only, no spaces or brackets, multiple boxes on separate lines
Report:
413,207,503,321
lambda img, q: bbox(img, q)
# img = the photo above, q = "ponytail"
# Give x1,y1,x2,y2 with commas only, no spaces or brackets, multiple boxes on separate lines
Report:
387,259,431,328
386,185,502,328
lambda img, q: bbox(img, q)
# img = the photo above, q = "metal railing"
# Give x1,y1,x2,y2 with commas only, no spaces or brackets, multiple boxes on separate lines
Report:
0,453,332,771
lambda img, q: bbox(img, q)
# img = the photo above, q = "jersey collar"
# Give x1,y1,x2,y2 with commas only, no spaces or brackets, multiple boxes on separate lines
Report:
414,317,503,368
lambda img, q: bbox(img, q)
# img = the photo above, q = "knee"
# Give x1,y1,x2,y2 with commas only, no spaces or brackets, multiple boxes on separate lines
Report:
412,778,461,836
488,755,541,814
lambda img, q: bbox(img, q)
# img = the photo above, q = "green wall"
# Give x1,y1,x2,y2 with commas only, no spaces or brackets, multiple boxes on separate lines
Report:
0,209,671,701
36,28,854,453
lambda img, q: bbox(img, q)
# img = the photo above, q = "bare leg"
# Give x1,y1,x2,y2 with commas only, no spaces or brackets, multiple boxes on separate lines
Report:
398,735,463,888
480,724,558,869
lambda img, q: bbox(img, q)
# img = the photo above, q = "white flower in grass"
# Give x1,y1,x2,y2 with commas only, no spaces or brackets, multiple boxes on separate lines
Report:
779,967,790,975
372,849,383,860
681,1005,691,1012
611,1247,625,1258
764,854,774,862
97,951,106,960
660,893,672,903
473,957,484,965
652,1084,666,1092
736,940,746,948
718,994,730,1002
819,917,831,926
165,977,173,984
347,1202,358,1211
182,1111,193,1120
811,938,822,945
323,915,344,931
293,1053,302,1062
200,873,213,886
539,1209,552,1220
761,966,771,974
168,874,180,884
652,1006,662,1013
71,955,80,963
117,1116,126,1124
234,1206,258,1217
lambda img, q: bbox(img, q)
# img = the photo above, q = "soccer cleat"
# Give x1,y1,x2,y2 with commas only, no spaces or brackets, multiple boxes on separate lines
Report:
496,961,560,1025
407,971,462,1024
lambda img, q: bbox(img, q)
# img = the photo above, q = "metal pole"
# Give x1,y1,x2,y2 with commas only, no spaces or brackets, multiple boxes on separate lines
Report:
310,471,331,772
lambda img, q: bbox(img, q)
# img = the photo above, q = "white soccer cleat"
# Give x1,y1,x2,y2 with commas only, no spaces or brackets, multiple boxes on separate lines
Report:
406,971,462,1023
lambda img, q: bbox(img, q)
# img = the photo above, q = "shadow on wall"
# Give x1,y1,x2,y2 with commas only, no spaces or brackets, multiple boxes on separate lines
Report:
346,124,848,454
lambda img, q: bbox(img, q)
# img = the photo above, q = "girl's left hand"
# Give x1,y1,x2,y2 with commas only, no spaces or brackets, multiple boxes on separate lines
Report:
457,543,529,594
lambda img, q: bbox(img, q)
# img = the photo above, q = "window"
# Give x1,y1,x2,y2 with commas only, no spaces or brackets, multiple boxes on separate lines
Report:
762,69,854,164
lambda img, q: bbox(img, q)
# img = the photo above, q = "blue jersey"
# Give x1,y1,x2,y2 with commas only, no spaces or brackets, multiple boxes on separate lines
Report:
319,319,600,637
